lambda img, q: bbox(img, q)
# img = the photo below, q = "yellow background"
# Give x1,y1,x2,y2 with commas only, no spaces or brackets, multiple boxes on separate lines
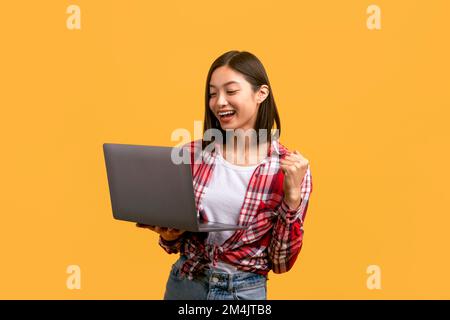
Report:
1,0,449,299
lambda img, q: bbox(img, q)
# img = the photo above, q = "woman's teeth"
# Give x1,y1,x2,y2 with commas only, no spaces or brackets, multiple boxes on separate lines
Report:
218,110,236,117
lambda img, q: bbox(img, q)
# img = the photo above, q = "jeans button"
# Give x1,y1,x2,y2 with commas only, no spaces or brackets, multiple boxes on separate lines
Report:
212,277,219,283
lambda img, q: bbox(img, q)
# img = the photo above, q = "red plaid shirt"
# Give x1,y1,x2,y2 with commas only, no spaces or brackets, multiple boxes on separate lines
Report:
159,138,313,280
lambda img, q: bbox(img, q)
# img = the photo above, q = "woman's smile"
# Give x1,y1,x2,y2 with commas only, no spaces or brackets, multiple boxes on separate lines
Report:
218,109,236,123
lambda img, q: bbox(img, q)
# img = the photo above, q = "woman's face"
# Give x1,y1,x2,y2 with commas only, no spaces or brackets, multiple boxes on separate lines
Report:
209,66,268,131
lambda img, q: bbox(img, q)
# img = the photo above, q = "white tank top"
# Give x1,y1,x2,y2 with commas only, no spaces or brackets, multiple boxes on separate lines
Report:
202,150,259,273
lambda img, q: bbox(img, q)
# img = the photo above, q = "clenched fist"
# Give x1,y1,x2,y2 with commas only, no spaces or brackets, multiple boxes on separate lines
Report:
280,150,309,210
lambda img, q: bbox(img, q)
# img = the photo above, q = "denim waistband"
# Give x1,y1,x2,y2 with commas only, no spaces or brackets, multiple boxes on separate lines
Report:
205,267,267,293
176,255,267,292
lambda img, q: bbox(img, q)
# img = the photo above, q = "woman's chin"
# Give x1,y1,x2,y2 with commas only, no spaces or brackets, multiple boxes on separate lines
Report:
220,123,237,130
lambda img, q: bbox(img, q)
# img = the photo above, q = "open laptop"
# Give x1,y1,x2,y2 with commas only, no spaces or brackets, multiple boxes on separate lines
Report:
103,143,249,232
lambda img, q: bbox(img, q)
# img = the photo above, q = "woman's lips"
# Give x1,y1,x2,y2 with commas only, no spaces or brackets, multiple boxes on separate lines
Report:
218,112,235,123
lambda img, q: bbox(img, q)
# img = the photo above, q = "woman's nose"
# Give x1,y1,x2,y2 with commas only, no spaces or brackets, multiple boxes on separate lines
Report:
216,92,228,106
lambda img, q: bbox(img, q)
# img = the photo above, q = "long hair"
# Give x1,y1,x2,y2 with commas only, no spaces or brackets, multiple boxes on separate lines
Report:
202,50,281,150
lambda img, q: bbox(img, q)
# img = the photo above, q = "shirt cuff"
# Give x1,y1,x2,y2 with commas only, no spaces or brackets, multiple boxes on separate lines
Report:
279,197,307,224
159,235,182,247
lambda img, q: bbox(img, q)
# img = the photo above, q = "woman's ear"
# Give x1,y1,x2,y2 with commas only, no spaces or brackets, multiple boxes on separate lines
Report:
257,85,270,104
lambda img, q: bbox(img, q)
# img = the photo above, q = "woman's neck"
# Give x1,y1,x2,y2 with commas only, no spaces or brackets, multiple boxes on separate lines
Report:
221,135,269,166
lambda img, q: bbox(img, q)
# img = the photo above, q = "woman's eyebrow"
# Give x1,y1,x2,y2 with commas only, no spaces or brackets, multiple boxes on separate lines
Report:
209,81,240,88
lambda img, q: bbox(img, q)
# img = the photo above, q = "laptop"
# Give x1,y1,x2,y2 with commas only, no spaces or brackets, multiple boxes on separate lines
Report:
103,143,249,232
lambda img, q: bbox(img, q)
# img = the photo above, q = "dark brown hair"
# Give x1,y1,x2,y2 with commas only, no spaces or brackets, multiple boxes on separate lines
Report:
202,50,281,150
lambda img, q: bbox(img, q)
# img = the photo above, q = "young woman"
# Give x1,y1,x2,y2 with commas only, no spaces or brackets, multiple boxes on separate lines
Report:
137,50,313,300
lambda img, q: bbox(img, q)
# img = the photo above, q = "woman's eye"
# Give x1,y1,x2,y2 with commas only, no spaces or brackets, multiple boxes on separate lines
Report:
209,91,237,97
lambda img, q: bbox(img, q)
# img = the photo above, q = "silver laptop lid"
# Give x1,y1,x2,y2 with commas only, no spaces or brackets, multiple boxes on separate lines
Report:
103,143,199,231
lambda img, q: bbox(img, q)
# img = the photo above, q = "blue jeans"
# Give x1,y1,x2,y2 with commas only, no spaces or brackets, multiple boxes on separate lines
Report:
163,255,268,300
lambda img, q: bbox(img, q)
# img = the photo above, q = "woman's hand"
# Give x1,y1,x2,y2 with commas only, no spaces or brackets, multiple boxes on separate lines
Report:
136,223,185,241
280,150,309,210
